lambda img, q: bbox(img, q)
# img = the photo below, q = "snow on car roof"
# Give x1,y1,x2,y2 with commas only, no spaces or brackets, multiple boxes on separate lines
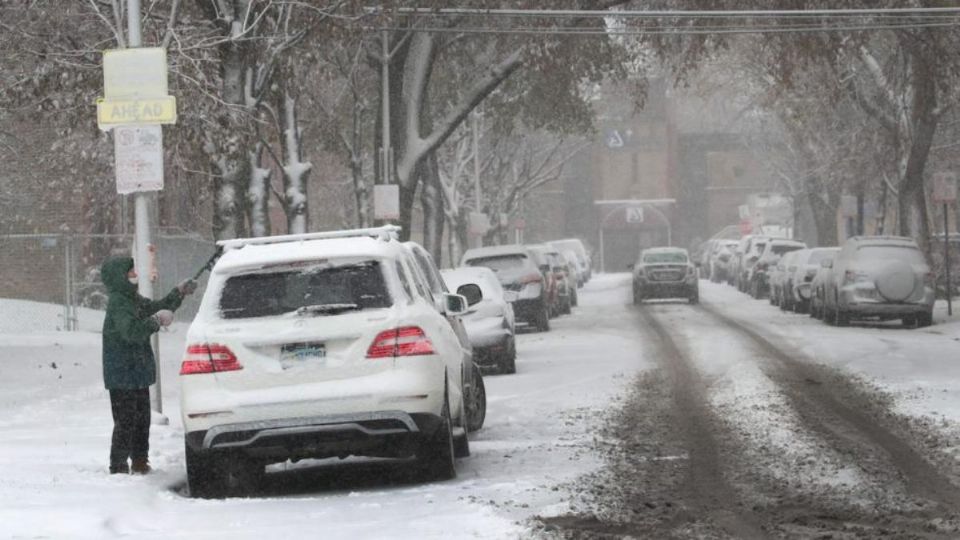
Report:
441,267,502,297
461,244,530,261
642,246,688,254
214,236,402,273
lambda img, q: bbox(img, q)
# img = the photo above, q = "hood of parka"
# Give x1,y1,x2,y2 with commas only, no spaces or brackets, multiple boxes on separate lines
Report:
101,256,137,296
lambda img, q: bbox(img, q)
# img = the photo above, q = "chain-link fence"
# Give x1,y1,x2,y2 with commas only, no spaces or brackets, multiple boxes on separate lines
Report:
0,233,214,332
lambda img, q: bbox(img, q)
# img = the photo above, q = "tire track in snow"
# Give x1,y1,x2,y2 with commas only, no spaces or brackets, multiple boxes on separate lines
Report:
700,301,960,509
634,304,768,539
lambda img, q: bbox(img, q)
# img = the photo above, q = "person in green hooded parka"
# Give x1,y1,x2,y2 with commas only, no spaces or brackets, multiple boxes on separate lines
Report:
100,256,196,474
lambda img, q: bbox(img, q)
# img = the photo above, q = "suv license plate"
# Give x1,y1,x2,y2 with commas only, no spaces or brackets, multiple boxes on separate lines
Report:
280,343,326,369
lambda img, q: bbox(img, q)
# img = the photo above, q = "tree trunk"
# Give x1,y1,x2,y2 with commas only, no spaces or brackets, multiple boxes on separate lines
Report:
280,88,311,234
248,142,271,237
808,185,838,247
420,152,445,262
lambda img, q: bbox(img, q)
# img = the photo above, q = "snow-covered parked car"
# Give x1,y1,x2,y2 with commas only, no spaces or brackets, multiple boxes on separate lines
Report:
632,247,699,304
549,238,591,285
179,226,478,498
820,236,935,327
441,267,517,374
748,238,806,299
782,247,840,313
770,249,801,307
461,244,551,332
709,240,739,284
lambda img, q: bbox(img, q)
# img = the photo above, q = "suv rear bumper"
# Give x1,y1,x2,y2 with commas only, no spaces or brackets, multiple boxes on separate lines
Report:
185,410,441,461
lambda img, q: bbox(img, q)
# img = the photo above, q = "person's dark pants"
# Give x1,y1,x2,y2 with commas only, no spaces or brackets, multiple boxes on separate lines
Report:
109,388,151,470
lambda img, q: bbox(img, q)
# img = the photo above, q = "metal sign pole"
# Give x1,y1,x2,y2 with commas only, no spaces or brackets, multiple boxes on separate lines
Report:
946,203,952,316
126,0,163,415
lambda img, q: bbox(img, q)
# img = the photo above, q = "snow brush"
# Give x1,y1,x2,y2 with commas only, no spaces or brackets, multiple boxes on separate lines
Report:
192,245,224,281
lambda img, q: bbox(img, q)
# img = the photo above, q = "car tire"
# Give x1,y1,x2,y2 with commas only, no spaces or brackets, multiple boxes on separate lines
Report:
419,390,456,481
835,308,850,327
187,444,263,499
917,311,933,328
466,365,486,432
571,288,578,308
500,337,517,375
562,296,572,315
535,303,551,332
689,291,699,305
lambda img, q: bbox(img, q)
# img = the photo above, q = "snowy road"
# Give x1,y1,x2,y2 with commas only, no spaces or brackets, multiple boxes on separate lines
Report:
0,274,650,539
548,280,960,538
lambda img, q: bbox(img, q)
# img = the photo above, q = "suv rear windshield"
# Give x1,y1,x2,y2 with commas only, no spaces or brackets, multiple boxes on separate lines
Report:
643,252,688,264
465,254,529,272
218,260,391,319
856,245,925,264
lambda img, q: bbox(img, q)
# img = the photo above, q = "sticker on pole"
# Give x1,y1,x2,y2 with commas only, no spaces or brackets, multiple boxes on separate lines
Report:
114,125,163,194
933,172,957,204
374,184,400,220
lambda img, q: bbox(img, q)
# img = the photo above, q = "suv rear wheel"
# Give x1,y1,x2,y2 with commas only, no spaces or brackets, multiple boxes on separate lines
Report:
535,302,551,332
186,445,263,499
419,390,456,481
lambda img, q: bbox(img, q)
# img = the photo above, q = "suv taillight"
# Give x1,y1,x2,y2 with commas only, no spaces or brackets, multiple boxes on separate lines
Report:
366,327,436,358
180,344,243,375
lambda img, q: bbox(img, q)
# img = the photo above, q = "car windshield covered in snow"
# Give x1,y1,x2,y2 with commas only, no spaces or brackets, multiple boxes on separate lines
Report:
808,249,837,264
218,259,391,319
643,251,688,264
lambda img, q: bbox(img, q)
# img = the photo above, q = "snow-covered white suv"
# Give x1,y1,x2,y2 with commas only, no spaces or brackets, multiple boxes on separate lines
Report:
179,227,474,498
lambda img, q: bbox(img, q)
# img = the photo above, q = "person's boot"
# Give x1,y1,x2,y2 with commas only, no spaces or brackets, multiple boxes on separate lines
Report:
131,457,151,475
109,462,129,475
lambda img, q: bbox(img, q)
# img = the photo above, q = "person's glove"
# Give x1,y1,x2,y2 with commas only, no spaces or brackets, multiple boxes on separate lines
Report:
177,279,198,296
152,310,174,327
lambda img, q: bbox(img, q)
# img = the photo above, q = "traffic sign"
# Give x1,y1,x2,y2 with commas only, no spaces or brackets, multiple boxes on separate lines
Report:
103,47,168,98
374,184,400,220
114,125,164,194
933,172,957,203
625,206,644,224
97,96,177,126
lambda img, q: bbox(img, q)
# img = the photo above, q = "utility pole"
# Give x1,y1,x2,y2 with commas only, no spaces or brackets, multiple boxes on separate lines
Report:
381,28,391,186
472,109,483,248
126,0,164,416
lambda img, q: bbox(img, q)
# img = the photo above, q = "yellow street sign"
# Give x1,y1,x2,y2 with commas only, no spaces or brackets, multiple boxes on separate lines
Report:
97,96,177,126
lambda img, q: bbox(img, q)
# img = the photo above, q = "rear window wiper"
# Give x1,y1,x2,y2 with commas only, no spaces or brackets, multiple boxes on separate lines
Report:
294,303,360,316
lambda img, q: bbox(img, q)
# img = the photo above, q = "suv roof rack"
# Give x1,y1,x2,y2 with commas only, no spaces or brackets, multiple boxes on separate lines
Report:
217,225,402,250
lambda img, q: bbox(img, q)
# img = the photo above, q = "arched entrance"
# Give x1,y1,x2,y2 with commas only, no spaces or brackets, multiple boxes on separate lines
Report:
595,199,675,273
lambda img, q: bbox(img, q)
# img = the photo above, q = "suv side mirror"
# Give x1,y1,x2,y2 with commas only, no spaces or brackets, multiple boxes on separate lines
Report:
456,283,483,306
443,293,468,316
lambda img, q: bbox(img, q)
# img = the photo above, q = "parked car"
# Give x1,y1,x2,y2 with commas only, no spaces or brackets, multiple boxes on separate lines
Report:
549,238,591,284
441,267,517,374
748,239,806,299
770,250,801,307
403,241,486,432
461,244,551,332
696,239,719,280
526,244,562,317
632,247,699,304
783,247,840,313
810,253,837,320
732,235,769,290
544,248,574,315
179,226,478,498
820,236,935,327
709,240,739,284
560,250,582,306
